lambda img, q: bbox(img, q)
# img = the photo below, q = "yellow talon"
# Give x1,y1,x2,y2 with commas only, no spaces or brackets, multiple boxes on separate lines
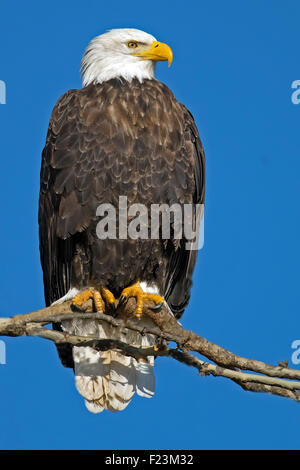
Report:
72,288,96,309
93,290,104,313
72,287,116,314
101,287,117,312
119,281,164,318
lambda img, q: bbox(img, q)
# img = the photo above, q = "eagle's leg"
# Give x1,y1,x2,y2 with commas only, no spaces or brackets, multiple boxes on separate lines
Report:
72,288,116,314
119,281,164,318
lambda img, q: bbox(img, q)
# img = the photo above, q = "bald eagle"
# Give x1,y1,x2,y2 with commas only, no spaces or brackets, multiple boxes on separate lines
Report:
39,28,205,413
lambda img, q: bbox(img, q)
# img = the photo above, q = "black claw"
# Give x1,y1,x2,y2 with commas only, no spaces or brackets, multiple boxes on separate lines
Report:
119,295,127,306
150,301,164,313
71,303,87,313
110,302,117,317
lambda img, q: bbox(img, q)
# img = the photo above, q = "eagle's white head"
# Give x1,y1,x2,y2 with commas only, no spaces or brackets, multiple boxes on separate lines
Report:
81,28,173,86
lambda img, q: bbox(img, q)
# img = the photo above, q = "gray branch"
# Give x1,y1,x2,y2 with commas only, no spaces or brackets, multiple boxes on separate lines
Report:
0,299,299,403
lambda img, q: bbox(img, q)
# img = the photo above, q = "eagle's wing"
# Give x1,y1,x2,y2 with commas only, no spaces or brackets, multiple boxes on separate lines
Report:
163,105,205,318
39,88,95,367
39,89,83,302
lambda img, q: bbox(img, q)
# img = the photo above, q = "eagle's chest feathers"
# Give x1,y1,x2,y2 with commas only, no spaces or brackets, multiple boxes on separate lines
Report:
78,79,194,205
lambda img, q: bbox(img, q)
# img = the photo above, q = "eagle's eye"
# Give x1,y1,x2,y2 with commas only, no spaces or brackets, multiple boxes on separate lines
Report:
127,41,138,49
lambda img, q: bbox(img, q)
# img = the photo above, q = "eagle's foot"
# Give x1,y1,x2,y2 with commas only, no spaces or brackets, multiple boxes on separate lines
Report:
72,288,116,314
119,281,164,318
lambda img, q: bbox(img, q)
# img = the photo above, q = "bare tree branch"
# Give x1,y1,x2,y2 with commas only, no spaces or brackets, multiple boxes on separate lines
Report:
0,299,299,402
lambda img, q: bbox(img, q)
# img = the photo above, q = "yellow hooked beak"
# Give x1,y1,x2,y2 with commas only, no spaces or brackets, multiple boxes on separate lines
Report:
132,41,173,67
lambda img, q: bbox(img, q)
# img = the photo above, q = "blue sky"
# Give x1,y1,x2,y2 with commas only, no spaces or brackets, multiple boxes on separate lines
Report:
0,0,300,450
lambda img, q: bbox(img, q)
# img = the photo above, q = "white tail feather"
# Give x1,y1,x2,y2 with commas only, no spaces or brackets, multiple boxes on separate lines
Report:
136,361,155,398
84,399,104,414
135,335,155,398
